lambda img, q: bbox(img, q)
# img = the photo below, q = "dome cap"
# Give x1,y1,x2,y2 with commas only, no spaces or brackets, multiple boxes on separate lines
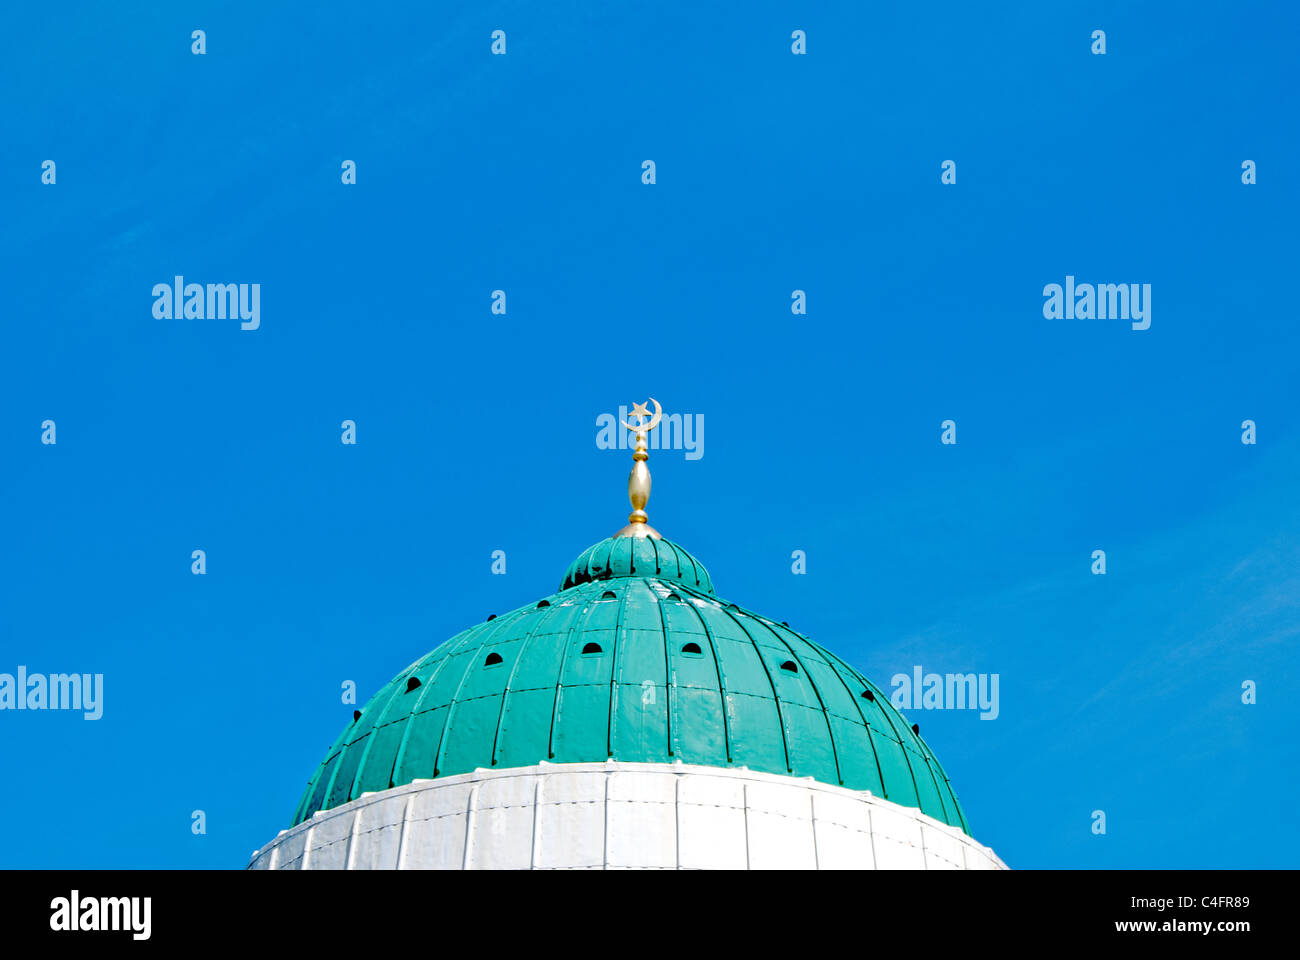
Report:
560,535,714,594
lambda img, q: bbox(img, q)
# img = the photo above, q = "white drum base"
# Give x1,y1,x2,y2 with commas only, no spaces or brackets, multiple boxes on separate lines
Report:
249,760,1006,870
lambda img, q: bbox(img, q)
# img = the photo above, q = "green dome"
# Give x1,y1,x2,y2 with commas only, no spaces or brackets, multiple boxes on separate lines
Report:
292,537,970,834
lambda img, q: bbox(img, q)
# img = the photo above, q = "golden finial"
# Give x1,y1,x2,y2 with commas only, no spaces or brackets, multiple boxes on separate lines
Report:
613,398,663,539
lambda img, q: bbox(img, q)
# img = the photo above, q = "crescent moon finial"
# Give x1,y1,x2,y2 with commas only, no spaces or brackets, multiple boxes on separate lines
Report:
620,397,661,435
613,398,663,540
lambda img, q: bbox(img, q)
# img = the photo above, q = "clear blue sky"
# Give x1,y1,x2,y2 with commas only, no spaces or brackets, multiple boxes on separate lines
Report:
2,2,1296,869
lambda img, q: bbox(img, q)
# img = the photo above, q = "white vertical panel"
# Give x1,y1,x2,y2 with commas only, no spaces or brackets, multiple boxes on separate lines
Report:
745,779,817,869
402,813,467,869
350,795,408,870
305,809,353,870
674,765,749,869
868,800,927,869
813,820,876,870
535,792,605,869
922,823,966,870
395,793,416,869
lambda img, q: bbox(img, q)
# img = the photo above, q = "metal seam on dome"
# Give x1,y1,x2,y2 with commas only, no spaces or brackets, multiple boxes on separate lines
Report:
671,582,734,763
578,544,596,585
390,642,449,688
790,633,891,806
546,589,605,760
431,608,532,778
606,581,633,758
906,736,950,823
303,629,452,821
382,641,462,802
651,539,668,581
669,540,690,587
685,587,790,773
925,746,970,833
489,599,565,768
661,540,679,583
298,688,383,823
575,546,592,586
812,635,945,827
907,746,950,828
318,684,394,816
676,580,738,759
683,543,703,589
749,617,844,787
683,542,699,587
294,719,354,824
915,735,968,832
817,645,928,820
427,629,467,661
444,625,481,659
341,665,421,806
302,753,340,824
881,711,936,824
292,749,333,825
817,649,913,787
653,579,676,757
712,605,792,774
920,753,956,828
314,745,351,819
603,538,621,578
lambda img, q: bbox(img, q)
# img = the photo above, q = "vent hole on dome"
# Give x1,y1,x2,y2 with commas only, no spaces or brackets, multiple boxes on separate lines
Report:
486,614,497,621
353,710,362,722
600,590,617,600
666,592,681,601
681,642,703,656
406,677,421,692
582,642,603,655
779,660,798,673
537,600,550,608
912,723,920,735
861,689,875,701
781,621,790,627
484,652,503,667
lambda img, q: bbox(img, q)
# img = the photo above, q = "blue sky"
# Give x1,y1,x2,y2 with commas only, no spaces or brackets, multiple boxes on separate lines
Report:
1,1,1296,868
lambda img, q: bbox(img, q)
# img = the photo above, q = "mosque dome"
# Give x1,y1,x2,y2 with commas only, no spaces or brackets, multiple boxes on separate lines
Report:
290,536,969,834
252,400,1004,870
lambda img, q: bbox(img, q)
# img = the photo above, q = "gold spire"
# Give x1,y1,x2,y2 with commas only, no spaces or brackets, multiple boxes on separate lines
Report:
612,398,663,539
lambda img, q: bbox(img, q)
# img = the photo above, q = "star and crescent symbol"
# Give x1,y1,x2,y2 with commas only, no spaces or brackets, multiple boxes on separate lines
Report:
621,397,662,434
